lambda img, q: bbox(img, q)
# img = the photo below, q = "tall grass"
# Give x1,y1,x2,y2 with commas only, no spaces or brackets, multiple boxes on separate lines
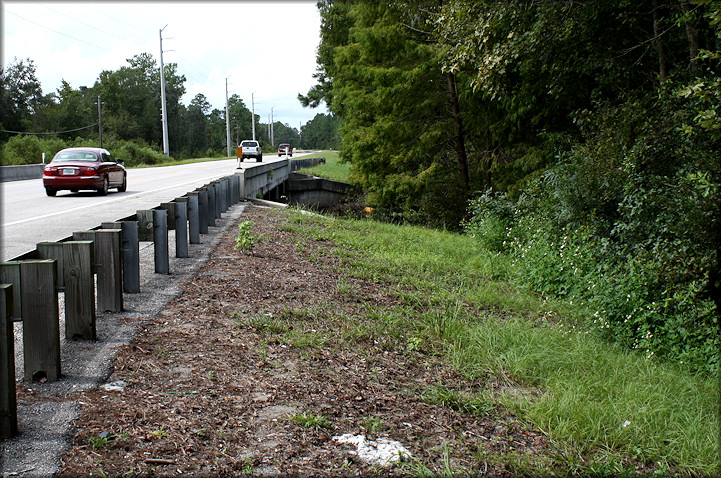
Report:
282,207,720,476
296,150,350,183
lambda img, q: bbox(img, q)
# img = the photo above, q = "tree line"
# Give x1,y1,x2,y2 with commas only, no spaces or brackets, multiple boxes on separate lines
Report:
0,53,341,165
301,0,720,375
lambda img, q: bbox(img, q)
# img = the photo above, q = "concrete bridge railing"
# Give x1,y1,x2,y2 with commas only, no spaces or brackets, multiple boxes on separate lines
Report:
238,157,291,199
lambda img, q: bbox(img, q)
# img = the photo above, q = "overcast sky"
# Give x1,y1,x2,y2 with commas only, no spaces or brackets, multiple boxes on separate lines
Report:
2,1,329,130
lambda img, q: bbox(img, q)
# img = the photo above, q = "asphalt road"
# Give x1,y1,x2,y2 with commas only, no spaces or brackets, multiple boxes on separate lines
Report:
0,154,301,261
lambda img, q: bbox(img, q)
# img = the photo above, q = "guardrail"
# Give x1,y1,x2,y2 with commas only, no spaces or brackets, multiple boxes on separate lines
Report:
237,157,291,200
0,164,45,182
290,156,326,171
0,173,243,437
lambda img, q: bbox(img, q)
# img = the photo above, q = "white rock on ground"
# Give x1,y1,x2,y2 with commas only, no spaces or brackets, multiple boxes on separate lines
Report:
333,434,411,467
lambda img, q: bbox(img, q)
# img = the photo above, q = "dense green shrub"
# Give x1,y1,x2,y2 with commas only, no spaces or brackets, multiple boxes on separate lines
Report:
462,190,516,253
105,139,169,167
0,135,171,167
465,91,720,377
1,134,66,165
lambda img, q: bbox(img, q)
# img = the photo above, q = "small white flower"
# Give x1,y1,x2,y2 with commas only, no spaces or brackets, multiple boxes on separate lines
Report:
622,420,631,428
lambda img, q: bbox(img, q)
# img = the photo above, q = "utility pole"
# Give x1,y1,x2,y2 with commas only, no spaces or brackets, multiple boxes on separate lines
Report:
267,114,270,140
270,107,274,146
251,92,256,141
159,25,170,157
225,76,231,157
97,96,103,148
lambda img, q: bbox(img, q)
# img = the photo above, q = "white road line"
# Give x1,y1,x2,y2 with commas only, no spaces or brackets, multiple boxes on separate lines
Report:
3,173,233,227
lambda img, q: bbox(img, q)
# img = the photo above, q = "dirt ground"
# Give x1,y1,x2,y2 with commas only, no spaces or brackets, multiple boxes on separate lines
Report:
56,205,554,477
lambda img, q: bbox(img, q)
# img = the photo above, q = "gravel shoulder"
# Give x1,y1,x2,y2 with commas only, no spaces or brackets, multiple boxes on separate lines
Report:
1,202,248,477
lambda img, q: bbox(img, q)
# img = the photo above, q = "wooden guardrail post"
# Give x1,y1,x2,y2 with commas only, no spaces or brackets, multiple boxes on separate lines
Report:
198,190,209,234
207,186,217,227
73,230,123,313
37,242,64,288
1,283,17,437
229,175,236,204
63,241,96,340
161,202,176,231
174,200,188,258
136,210,154,242
21,260,60,382
153,209,169,274
219,178,227,210
186,195,200,244
0,262,21,322
121,221,140,293
95,229,123,313
214,182,222,218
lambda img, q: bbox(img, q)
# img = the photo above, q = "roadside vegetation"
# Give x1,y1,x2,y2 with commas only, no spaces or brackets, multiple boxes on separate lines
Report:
280,206,719,476
301,0,720,383
296,150,350,183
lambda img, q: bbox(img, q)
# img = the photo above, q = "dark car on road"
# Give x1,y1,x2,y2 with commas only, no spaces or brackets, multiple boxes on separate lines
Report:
43,147,127,196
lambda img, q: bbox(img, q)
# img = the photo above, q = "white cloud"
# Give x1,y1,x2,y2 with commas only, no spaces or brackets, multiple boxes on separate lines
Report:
2,1,327,127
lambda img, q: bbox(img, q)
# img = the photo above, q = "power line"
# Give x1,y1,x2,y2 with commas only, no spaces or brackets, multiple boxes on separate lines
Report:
34,2,129,42
1,123,99,135
3,9,107,51
84,4,149,36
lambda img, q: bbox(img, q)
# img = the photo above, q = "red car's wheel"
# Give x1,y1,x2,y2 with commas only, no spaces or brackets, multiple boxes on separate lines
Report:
118,174,127,192
98,177,109,196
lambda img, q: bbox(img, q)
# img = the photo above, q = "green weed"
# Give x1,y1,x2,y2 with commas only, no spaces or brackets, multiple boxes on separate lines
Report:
288,412,331,429
235,221,265,254
360,416,385,434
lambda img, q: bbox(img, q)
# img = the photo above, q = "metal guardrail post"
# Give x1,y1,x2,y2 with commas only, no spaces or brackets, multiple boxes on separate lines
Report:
63,241,96,340
186,195,200,244
198,190,209,234
121,221,140,293
153,209,169,274
20,260,60,382
0,283,17,437
174,200,188,258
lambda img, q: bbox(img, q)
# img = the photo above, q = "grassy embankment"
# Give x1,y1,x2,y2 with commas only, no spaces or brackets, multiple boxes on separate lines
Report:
277,208,718,476
294,150,349,183
273,155,718,476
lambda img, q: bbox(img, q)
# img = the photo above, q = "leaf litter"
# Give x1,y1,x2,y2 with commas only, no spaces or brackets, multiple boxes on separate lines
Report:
57,205,563,476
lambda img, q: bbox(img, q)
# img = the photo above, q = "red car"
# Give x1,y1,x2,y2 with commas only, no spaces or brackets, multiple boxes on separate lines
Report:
277,143,293,157
43,147,127,196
